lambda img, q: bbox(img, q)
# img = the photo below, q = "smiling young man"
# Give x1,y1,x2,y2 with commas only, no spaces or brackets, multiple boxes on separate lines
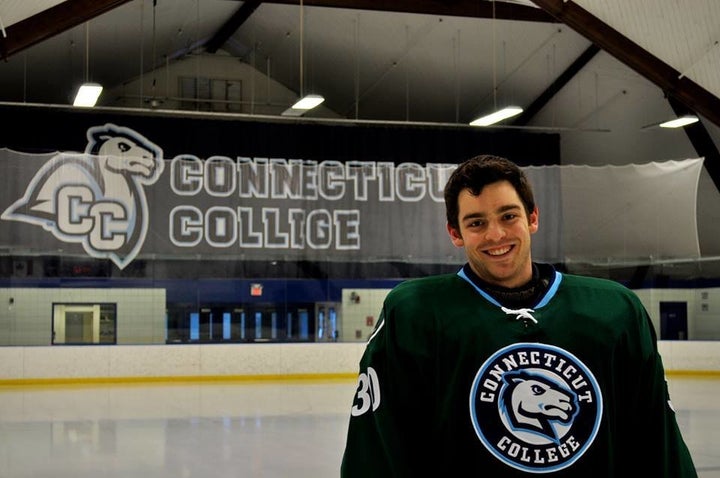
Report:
341,155,697,477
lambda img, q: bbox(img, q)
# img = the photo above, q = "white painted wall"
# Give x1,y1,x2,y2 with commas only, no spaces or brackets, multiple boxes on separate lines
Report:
0,288,166,346
635,287,720,340
340,288,393,342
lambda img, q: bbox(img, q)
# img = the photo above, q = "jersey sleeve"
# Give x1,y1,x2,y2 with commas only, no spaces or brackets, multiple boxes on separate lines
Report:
341,286,437,477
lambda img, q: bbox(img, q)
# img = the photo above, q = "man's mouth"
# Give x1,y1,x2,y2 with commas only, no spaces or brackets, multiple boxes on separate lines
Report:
485,245,512,256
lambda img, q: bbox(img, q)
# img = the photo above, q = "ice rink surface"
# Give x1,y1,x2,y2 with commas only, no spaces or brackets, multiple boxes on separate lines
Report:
0,376,717,477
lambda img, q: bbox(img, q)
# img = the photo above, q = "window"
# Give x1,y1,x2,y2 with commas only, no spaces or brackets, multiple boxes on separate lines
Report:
179,77,242,112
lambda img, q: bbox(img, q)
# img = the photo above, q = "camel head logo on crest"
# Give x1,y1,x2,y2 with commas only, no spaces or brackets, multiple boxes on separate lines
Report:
499,369,579,444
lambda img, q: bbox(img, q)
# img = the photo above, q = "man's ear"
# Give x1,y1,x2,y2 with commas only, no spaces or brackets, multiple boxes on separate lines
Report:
447,223,464,247
528,206,539,234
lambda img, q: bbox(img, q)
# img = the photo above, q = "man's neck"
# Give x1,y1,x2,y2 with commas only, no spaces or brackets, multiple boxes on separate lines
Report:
462,262,555,309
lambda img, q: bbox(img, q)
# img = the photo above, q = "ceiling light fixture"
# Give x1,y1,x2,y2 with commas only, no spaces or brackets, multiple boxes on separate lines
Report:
73,83,103,107
468,5,523,128
281,0,324,117
281,94,325,116
282,94,325,116
74,21,102,108
292,94,325,110
659,115,699,128
469,106,524,126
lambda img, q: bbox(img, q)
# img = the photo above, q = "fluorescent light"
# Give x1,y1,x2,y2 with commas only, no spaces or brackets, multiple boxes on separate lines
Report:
291,94,324,110
659,115,699,128
469,106,523,126
73,83,103,107
282,94,325,116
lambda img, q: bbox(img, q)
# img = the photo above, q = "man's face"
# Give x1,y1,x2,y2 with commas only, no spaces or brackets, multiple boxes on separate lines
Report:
447,180,538,288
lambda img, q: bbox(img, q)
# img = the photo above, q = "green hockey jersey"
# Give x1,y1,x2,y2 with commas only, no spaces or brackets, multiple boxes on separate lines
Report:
341,267,697,477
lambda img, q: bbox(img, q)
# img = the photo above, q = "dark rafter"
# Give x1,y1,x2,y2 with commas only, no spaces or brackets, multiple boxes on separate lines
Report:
1,0,557,61
512,43,600,126
205,0,264,54
667,96,720,191
530,0,720,129
205,1,556,56
257,0,557,23
0,0,133,60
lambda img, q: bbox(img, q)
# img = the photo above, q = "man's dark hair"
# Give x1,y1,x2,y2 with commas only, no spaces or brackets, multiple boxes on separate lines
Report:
444,155,536,230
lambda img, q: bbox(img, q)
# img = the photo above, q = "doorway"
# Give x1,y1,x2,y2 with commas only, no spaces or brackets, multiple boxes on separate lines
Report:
52,303,117,345
659,301,688,340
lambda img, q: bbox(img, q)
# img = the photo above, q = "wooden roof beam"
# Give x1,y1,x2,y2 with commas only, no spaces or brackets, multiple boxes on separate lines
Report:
0,0,133,60
205,0,264,54
259,0,558,23
530,0,720,128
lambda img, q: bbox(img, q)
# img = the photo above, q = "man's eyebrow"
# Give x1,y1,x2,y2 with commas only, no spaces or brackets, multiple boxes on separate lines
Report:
460,204,522,222
498,204,522,213
460,212,485,222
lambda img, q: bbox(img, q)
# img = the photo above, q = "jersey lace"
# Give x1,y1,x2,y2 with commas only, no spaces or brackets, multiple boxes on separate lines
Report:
501,306,538,324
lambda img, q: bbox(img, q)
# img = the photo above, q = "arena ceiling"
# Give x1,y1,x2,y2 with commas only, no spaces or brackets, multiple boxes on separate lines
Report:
1,0,720,174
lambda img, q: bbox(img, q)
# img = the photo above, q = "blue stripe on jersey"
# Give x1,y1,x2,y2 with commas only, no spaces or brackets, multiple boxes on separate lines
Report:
457,268,502,307
456,267,563,309
535,271,562,308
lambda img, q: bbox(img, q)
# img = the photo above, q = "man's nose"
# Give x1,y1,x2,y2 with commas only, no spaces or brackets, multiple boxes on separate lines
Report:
485,221,506,241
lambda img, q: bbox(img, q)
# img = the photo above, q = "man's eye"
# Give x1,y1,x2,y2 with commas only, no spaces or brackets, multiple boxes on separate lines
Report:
503,213,517,221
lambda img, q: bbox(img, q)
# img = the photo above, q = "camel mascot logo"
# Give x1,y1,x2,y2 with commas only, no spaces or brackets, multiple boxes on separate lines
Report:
1,124,164,269
469,343,603,474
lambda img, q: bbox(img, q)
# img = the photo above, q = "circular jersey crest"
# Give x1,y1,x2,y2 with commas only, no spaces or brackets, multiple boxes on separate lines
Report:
469,343,602,473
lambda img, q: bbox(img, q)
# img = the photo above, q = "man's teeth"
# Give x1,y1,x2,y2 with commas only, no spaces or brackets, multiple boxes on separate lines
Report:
487,246,511,256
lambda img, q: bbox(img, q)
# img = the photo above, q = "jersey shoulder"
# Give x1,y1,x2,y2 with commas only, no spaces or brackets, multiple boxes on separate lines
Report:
386,273,467,305
558,272,646,313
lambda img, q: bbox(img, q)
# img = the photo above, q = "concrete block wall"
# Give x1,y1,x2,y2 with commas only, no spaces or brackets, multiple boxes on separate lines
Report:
0,288,166,346
340,288,393,342
635,287,720,340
